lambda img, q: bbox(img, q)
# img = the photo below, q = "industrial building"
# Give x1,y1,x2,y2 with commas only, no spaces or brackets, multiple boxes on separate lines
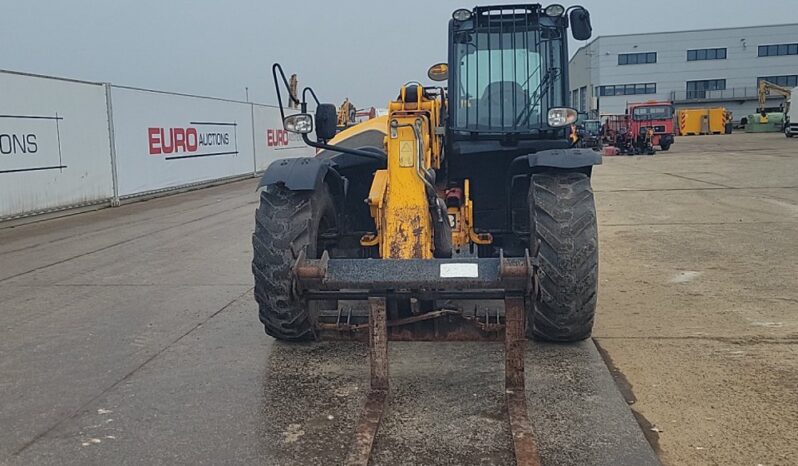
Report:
569,23,798,122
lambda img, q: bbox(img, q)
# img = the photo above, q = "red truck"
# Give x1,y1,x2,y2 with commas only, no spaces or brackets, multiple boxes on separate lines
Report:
602,101,675,155
628,100,675,151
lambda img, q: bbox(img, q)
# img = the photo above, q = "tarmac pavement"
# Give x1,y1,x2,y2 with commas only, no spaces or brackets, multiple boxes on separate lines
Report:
0,177,658,465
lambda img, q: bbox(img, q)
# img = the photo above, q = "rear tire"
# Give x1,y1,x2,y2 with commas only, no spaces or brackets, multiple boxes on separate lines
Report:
527,172,598,342
660,142,671,151
252,184,337,341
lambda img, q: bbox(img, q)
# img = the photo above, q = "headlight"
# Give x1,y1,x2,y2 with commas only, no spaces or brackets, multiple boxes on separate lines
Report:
547,108,578,127
283,113,313,134
452,8,472,21
544,4,565,16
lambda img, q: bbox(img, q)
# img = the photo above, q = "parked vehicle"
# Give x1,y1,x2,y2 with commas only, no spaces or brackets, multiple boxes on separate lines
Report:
786,87,797,138
600,101,674,155
257,6,598,464
628,101,675,151
575,119,602,150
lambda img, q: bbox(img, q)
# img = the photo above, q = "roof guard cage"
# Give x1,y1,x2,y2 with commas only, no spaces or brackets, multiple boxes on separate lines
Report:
475,4,540,16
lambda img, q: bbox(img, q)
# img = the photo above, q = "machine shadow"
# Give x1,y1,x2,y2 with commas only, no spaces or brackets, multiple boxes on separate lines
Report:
258,340,515,465
259,341,367,465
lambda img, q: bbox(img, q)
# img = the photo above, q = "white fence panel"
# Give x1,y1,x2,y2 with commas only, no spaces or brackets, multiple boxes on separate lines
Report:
252,104,314,172
0,71,114,219
111,87,255,197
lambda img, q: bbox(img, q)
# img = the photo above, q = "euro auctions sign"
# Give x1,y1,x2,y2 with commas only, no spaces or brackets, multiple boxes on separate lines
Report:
148,122,238,160
266,128,303,148
0,114,65,174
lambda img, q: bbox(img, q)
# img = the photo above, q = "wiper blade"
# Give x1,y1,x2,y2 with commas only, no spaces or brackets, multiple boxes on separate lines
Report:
515,67,560,126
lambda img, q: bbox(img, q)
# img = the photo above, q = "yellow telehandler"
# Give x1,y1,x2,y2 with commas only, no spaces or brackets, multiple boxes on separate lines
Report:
254,5,598,464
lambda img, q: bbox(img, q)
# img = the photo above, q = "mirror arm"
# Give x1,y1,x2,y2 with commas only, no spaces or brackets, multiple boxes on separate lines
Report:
301,87,321,113
301,133,387,163
271,63,301,121
273,63,382,164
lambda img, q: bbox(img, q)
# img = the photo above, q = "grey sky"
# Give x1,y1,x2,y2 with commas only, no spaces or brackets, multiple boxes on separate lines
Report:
3,1,797,107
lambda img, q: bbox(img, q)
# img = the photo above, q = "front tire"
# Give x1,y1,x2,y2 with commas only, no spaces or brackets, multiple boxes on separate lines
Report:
252,184,337,341
527,172,599,342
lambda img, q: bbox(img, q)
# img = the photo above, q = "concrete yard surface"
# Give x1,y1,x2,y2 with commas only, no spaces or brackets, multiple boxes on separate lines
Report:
261,340,657,466
0,177,655,465
0,131,795,465
593,132,798,466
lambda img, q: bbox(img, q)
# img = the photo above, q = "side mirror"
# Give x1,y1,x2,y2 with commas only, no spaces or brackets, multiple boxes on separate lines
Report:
427,63,449,82
569,8,592,41
315,103,338,141
282,113,313,134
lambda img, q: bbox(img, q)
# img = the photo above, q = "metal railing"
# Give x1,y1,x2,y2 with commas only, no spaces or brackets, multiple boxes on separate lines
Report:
670,87,759,102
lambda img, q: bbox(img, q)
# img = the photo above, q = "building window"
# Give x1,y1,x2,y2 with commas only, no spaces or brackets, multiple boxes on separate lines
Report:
618,52,657,65
579,86,587,112
758,75,798,88
758,43,798,57
572,89,579,108
686,79,726,99
687,48,727,61
597,83,657,97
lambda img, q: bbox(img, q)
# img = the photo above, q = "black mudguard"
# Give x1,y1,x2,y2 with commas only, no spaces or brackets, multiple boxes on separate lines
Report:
257,157,334,191
525,148,602,170
257,157,347,217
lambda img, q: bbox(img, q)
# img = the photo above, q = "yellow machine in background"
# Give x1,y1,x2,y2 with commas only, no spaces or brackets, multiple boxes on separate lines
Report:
758,80,792,123
337,98,357,128
677,108,730,135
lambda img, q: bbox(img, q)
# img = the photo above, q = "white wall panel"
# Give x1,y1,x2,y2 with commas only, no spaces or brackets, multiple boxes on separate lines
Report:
111,87,255,197
252,104,314,172
0,71,113,219
2,72,319,220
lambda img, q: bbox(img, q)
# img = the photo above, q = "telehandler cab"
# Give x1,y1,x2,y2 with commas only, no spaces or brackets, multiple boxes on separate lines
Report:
253,5,599,464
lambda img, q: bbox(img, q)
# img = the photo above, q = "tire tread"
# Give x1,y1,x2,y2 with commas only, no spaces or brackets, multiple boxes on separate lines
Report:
251,186,315,341
528,172,599,341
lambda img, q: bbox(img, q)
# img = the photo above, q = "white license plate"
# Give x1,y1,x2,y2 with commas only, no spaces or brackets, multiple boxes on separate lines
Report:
439,263,479,278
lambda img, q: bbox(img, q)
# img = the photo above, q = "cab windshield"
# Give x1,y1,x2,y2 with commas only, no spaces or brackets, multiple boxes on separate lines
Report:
632,106,673,121
453,24,563,132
